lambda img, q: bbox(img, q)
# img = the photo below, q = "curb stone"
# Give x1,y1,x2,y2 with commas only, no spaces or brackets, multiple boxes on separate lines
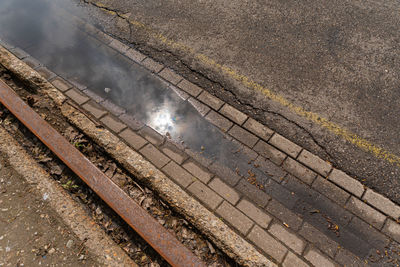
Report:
0,45,275,267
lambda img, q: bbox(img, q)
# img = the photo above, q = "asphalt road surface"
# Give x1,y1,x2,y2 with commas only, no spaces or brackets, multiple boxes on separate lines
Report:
78,0,400,202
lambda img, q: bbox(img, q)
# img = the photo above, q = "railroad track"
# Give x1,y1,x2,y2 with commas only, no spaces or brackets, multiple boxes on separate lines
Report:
0,79,206,267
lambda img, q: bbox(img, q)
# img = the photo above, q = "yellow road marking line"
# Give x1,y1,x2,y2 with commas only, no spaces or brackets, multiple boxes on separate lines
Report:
93,2,400,168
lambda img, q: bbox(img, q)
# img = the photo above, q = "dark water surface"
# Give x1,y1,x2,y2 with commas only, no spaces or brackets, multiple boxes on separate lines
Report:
0,0,272,185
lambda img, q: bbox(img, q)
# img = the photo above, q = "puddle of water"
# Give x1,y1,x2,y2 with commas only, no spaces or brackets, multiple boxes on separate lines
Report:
0,0,271,185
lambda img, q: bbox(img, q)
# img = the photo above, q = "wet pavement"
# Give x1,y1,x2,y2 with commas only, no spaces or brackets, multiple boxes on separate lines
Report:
77,0,400,206
2,0,400,265
0,0,273,188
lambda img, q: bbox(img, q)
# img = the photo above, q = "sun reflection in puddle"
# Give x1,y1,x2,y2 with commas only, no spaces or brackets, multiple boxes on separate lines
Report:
149,108,177,135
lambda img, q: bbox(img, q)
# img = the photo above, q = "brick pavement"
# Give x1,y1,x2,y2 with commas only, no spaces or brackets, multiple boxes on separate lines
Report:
4,10,400,266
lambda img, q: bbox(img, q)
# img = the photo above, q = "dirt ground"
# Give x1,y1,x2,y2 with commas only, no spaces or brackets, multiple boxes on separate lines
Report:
0,153,99,267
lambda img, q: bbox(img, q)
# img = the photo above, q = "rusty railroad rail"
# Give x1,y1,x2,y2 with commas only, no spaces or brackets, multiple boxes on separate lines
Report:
0,79,206,267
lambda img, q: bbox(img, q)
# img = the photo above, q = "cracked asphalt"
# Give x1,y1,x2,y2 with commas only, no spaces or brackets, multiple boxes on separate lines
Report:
75,0,400,202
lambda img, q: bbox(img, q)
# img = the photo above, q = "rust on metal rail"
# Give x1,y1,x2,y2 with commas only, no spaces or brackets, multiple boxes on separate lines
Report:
0,79,206,267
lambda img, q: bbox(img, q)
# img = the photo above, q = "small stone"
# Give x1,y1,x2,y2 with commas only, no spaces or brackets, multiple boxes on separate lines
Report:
66,240,74,248
78,255,85,260
50,165,64,176
95,207,102,215
48,248,55,254
206,241,215,254
104,87,111,93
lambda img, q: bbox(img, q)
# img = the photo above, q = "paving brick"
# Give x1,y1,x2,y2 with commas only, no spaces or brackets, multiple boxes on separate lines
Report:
216,201,254,234
269,133,302,158
101,99,126,116
253,140,286,166
231,139,258,159
51,77,72,92
0,38,14,50
304,248,335,267
125,48,146,62
383,219,400,243
243,118,274,142
183,161,213,184
162,161,195,188
247,225,288,263
269,223,305,254
209,178,240,205
219,104,248,125
335,248,365,267
177,79,203,97
82,23,99,36
138,126,164,146
328,169,365,198
109,39,129,53
140,144,170,169
188,97,210,116
312,176,350,206
282,158,317,185
10,47,29,59
94,30,114,44
363,189,400,219
83,89,104,103
142,58,163,73
87,34,103,48
235,179,270,208
346,216,389,248
197,91,224,110
159,68,183,85
228,125,259,148
253,156,286,182
264,179,299,209
209,162,241,187
283,252,309,267
188,181,223,210
299,222,338,257
99,45,119,58
36,67,56,80
65,88,89,105
22,57,42,69
298,150,332,177
205,111,233,132
100,115,127,133
185,148,214,168
119,113,144,131
283,174,353,228
169,85,190,100
119,128,147,150
346,196,386,229
237,199,272,228
160,142,188,164
265,199,303,231
68,78,87,91
82,101,107,119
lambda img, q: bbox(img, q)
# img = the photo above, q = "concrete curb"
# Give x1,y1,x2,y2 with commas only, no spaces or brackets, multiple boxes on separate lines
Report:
0,46,275,267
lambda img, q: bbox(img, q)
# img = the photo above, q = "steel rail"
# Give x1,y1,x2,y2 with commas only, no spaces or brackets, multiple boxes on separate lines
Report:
0,79,206,267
